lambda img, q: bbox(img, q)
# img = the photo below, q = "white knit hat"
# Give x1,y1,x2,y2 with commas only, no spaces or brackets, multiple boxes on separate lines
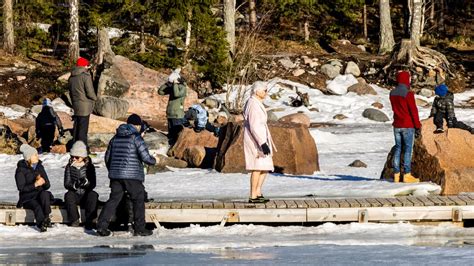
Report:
70,141,88,158
20,144,38,161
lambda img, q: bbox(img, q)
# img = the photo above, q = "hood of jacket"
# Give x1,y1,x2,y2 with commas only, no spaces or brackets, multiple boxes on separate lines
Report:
71,66,88,77
444,91,454,101
116,124,139,137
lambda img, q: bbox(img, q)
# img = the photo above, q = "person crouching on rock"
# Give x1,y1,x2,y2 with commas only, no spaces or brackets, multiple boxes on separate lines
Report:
36,98,64,153
96,114,157,237
64,141,98,230
243,82,276,203
430,84,474,134
15,144,52,232
158,68,187,145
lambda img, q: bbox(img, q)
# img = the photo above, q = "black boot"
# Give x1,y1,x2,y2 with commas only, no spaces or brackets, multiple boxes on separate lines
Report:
134,228,153,236
44,217,52,228
96,228,112,237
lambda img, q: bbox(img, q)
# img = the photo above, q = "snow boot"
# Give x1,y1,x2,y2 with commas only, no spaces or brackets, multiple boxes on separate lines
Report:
70,220,80,227
96,228,112,237
403,173,420,183
134,228,153,237
44,217,52,228
38,221,47,232
393,173,400,183
434,128,444,134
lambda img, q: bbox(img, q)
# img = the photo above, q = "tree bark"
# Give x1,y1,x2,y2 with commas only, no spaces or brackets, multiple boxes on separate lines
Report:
249,0,257,29
439,0,445,32
379,0,395,54
3,0,15,54
96,27,115,65
184,9,192,60
68,0,80,63
420,0,425,37
429,0,435,26
304,19,310,42
224,0,236,55
411,0,423,46
139,24,146,54
363,4,368,40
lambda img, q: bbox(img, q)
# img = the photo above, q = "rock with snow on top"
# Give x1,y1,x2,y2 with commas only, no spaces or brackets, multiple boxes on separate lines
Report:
8,104,28,113
344,61,361,77
326,74,358,95
362,108,389,122
419,88,434,97
16,76,26,81
349,160,367,168
321,64,341,79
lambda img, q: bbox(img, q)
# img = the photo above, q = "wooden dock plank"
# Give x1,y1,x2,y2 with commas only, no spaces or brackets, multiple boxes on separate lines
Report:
314,199,329,208
345,199,361,208
170,202,182,209
223,202,235,209
366,198,382,207
436,196,456,206
295,200,308,208
406,197,424,207
375,198,393,207
457,196,474,205
427,196,444,206
191,203,203,209
415,196,435,207
285,200,298,209
397,197,414,207
304,199,318,208
160,202,172,209
335,199,350,208
265,201,277,209
355,199,371,208
213,202,224,209
274,200,287,209
325,199,340,208
448,196,467,206
202,202,214,209
234,202,246,209
181,202,193,209
385,198,403,207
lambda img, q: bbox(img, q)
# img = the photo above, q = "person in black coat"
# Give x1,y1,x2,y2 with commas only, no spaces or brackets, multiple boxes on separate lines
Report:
36,98,63,153
96,114,156,237
15,144,52,232
64,141,98,229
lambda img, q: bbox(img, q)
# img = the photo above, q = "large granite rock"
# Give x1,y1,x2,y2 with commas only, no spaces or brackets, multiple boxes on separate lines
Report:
278,113,310,128
57,112,124,134
362,108,389,122
381,120,474,195
98,55,198,119
168,127,219,160
214,122,319,175
93,96,129,120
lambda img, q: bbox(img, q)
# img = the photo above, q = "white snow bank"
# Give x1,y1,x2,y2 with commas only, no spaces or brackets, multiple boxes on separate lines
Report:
0,106,25,119
326,74,358,95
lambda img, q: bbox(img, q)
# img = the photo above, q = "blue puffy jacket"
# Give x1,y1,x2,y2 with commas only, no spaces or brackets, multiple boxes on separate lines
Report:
105,124,156,182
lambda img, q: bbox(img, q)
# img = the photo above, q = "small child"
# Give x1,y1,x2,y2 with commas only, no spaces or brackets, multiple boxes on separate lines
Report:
184,104,209,132
430,84,474,134
36,98,64,152
64,141,98,230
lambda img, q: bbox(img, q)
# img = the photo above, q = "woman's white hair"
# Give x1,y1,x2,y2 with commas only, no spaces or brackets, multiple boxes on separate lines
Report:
250,81,268,95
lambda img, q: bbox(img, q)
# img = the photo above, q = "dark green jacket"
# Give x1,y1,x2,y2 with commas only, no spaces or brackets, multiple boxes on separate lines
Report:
158,82,187,119
68,67,97,116
430,92,455,119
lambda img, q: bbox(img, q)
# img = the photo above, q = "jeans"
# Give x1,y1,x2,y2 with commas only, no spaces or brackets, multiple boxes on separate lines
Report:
393,128,415,174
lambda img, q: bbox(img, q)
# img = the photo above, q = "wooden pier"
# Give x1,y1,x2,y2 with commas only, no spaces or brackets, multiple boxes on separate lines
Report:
1,195,474,226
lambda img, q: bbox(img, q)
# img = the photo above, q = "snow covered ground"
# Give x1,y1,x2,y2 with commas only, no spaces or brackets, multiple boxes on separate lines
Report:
1,77,473,264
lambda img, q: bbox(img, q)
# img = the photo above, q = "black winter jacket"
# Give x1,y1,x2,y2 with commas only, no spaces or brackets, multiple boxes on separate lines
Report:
430,92,455,119
14,160,51,207
36,106,63,137
64,157,96,196
105,124,156,182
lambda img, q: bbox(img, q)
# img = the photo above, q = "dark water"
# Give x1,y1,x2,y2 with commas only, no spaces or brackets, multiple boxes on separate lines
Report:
1,244,474,265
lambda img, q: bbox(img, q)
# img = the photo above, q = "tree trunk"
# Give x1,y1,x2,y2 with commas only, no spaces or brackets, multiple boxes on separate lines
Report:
420,0,425,37
139,24,146,54
3,0,15,54
96,27,115,65
411,0,423,46
224,0,236,56
363,4,368,40
439,0,445,32
304,19,310,42
68,0,80,63
249,0,257,29
379,0,395,54
429,0,435,25
184,9,192,60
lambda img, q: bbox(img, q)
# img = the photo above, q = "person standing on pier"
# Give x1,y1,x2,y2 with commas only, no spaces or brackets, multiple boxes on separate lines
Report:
389,70,421,183
243,81,276,203
96,114,156,237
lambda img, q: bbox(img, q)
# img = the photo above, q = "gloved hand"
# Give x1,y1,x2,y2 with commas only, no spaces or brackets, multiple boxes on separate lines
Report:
415,128,421,139
76,178,89,188
59,128,64,136
261,143,271,155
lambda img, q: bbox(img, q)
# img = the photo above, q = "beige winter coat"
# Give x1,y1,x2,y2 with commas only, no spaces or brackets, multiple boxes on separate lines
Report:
243,96,276,171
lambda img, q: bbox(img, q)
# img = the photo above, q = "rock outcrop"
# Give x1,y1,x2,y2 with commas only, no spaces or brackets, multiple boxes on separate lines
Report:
167,128,219,167
381,120,474,195
93,96,129,120
97,55,198,119
278,113,311,128
215,122,319,175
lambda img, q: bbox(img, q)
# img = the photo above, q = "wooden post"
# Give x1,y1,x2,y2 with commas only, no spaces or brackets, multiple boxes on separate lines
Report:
358,209,368,223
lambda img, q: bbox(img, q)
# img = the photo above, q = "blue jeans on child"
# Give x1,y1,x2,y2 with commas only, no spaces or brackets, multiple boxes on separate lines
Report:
393,128,415,174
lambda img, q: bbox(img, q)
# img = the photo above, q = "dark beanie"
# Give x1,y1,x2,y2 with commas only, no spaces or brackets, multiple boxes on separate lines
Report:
127,114,142,126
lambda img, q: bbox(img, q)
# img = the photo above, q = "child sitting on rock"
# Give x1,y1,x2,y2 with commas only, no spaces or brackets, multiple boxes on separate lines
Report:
430,84,474,134
36,98,64,153
184,104,226,137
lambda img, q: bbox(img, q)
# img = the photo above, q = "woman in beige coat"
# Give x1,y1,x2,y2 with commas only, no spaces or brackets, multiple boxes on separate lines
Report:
243,81,276,203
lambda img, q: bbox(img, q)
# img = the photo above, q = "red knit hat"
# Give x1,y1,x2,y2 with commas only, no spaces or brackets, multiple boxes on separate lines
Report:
76,57,90,67
396,71,410,88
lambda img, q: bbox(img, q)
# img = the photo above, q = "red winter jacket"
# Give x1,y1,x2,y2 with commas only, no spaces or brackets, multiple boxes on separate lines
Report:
389,72,421,129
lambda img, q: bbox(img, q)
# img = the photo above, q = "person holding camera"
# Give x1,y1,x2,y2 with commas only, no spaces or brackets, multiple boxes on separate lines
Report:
64,141,98,229
158,68,187,145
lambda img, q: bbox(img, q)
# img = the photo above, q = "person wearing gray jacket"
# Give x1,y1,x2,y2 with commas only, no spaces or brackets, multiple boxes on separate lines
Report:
68,57,97,146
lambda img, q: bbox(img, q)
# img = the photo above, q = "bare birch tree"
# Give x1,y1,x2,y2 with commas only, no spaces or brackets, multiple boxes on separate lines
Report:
3,0,14,54
69,0,80,62
249,0,257,29
379,0,395,54
224,0,236,56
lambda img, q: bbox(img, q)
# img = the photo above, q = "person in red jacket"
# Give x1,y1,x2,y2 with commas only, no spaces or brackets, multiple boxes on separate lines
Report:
389,71,421,183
